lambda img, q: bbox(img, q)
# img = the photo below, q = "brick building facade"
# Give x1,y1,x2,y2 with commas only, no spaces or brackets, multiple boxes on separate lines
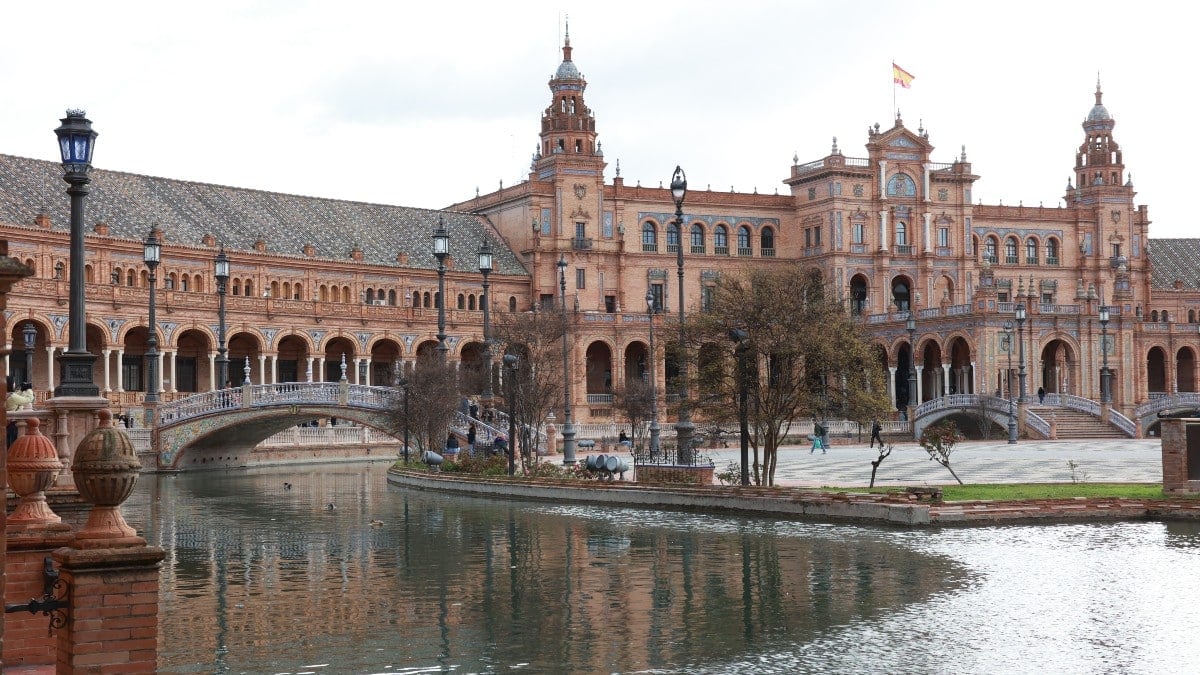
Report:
2,36,1199,436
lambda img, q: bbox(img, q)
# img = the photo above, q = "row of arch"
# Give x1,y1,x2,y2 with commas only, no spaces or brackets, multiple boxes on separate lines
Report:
978,234,1062,265
641,221,776,254
1148,309,1200,324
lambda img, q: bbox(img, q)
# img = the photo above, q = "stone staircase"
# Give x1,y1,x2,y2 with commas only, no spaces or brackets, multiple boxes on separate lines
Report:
1027,404,1128,439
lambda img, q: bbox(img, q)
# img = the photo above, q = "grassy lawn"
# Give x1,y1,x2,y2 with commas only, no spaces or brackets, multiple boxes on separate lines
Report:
824,483,1198,501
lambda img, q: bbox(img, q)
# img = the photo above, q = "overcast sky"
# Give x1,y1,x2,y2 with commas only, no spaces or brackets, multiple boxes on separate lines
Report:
1,1,1188,237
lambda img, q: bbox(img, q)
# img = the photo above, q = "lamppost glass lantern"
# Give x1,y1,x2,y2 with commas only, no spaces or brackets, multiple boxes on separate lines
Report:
55,109,98,170
670,165,688,207
1099,304,1112,403
477,239,493,273
432,216,450,258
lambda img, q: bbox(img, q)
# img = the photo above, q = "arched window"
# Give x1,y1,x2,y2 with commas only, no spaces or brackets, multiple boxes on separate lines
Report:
457,293,466,310
233,280,242,296
84,264,94,283
891,278,911,311
244,280,253,297
194,274,203,293
850,275,869,316
983,237,997,263
1151,310,1159,322
412,290,420,307
509,296,517,311
182,274,191,291
127,270,136,286
388,289,397,306
1189,309,1196,323
886,173,917,197
666,222,680,250
714,225,728,253
761,227,775,254
468,294,476,311
1026,237,1038,264
1162,310,1170,323
737,225,752,253
1046,238,1060,265
1005,237,1018,263
642,221,657,251
342,286,351,303
423,291,431,308
365,288,375,303
690,224,704,252
895,221,908,247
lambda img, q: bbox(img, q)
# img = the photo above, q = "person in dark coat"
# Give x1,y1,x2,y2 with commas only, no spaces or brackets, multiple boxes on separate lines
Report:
870,419,883,448
445,433,460,455
467,424,477,454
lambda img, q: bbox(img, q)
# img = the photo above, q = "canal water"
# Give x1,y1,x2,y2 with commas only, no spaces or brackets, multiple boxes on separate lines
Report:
121,463,1200,674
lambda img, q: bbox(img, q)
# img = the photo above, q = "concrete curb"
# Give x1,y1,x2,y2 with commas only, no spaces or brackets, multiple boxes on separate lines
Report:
386,469,1200,527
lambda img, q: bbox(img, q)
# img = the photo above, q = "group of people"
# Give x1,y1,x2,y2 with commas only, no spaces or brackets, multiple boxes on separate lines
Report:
810,419,887,453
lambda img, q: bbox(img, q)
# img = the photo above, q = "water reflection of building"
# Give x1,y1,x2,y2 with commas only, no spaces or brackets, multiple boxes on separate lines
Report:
132,468,958,671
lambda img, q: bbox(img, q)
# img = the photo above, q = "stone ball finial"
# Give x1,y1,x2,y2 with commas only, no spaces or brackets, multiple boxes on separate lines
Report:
7,417,65,524
71,409,146,547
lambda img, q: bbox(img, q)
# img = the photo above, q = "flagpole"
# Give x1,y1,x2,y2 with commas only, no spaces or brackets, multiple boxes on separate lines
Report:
891,58,897,118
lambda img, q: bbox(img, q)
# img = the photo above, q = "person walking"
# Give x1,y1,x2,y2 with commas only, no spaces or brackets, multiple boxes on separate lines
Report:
467,423,477,455
870,419,883,448
1037,386,1046,404
810,422,826,454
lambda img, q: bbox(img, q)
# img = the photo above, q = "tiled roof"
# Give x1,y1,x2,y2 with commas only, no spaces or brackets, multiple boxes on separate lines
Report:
1149,239,1200,290
0,154,527,276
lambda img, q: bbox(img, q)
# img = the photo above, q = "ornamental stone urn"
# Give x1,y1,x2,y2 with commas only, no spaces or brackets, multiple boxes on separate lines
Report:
71,408,146,547
6,417,66,525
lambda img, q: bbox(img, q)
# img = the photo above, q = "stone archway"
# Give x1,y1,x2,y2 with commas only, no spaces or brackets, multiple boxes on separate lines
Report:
1147,346,1168,396
585,341,613,399
277,334,309,383
175,328,213,392
1177,347,1196,393
1040,339,1076,395
920,340,944,402
948,337,973,394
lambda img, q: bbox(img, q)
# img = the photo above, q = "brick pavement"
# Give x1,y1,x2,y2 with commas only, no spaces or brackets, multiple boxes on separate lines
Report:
703,438,1163,487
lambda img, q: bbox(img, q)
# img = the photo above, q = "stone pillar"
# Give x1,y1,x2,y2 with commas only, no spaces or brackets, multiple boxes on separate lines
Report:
115,348,125,393
168,351,178,393
364,358,372,386
878,210,890,251
45,346,56,392
942,363,951,396
208,354,216,391
270,354,278,384
887,366,898,410
317,357,325,383
258,354,267,385
101,348,112,393
915,365,924,403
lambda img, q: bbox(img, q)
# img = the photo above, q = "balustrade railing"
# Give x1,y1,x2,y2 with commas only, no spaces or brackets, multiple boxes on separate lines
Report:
1134,392,1200,419
1024,409,1051,438
1108,408,1136,437
1056,393,1101,416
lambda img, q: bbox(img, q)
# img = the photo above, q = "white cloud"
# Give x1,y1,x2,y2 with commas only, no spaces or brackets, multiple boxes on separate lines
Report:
0,1,1186,236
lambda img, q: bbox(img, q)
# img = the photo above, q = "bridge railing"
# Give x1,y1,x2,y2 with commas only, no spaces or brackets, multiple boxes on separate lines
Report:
158,389,243,423
1134,392,1200,419
1108,408,1137,437
1055,393,1101,417
1023,409,1051,438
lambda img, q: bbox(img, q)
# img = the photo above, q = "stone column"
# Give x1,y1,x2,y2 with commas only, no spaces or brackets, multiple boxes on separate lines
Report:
45,345,56,391
270,354,278,384
923,212,932,252
115,348,125,392
942,363,951,396
887,366,898,410
168,350,178,393
364,357,372,386
916,365,924,403
258,354,267,385
970,361,977,394
317,357,326,383
208,353,216,391
101,348,112,393
878,211,889,251
306,356,314,382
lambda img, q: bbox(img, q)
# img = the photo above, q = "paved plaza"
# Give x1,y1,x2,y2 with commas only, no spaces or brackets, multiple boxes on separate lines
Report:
703,438,1164,487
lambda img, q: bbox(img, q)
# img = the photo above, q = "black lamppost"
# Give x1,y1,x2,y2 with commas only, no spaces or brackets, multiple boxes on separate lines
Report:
730,328,751,486
646,290,660,459
1016,303,1028,401
478,239,494,411
1099,305,1111,403
670,165,695,463
396,364,411,465
906,311,917,409
53,109,99,397
214,247,230,389
143,227,161,404
433,216,450,362
22,322,36,387
557,254,576,465
1004,320,1017,444
504,353,519,476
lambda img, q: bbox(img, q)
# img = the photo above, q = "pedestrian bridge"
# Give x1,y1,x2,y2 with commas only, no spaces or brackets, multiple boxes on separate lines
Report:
155,382,404,469
911,393,1136,439
1134,393,1200,433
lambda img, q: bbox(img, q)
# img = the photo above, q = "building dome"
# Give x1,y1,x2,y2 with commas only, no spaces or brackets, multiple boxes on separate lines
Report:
555,59,581,80
1087,103,1112,122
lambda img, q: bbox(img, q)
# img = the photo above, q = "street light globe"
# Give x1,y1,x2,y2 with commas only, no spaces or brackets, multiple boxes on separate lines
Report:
670,165,687,205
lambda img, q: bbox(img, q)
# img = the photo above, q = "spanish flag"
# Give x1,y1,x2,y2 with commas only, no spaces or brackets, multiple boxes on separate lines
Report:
893,62,915,89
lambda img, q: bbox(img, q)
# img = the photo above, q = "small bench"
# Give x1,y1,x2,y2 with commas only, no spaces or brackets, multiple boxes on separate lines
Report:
904,486,944,502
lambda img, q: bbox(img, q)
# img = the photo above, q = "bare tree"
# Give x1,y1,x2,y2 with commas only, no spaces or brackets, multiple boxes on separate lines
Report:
919,420,966,485
389,351,459,456
689,267,892,485
492,308,566,463
612,377,654,449
869,443,893,488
